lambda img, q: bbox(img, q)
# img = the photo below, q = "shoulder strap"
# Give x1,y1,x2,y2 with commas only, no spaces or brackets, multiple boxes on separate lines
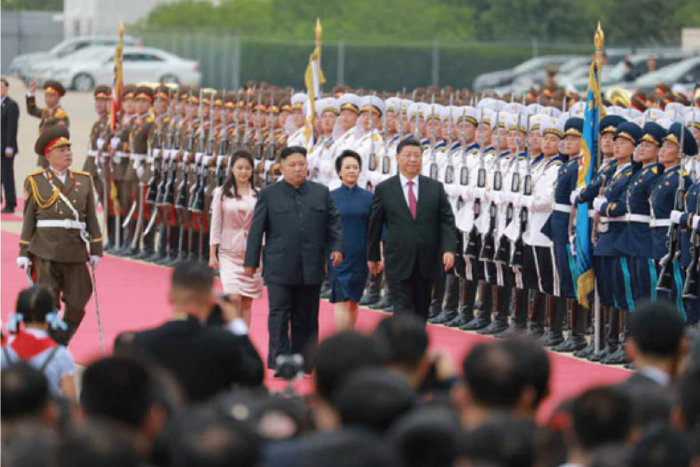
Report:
2,345,15,365
39,346,60,372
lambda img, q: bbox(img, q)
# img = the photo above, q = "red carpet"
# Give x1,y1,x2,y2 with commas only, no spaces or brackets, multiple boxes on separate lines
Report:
0,230,628,421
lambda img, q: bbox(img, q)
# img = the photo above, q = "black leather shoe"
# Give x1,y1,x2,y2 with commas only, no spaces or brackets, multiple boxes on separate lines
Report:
478,319,508,335
552,334,588,353
574,342,595,358
588,345,613,362
494,323,526,339
383,305,394,313
602,346,628,365
429,309,458,325
460,316,491,331
1,207,15,213
539,330,564,347
359,294,380,307
369,296,391,310
525,324,544,339
445,313,469,328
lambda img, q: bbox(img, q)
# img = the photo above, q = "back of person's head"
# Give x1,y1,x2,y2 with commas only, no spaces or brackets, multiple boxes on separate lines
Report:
333,368,416,433
589,444,632,467
462,341,529,409
80,356,158,429
571,385,633,451
313,331,380,400
677,367,700,432
2,426,58,467
458,415,536,467
628,301,685,359
301,428,399,467
15,286,54,324
1,362,50,419
388,406,461,467
169,261,214,307
58,420,139,467
169,407,259,467
501,338,551,408
619,384,672,438
631,424,691,467
373,315,428,370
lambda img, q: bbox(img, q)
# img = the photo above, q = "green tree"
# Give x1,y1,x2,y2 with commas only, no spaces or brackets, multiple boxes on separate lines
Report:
2,0,63,11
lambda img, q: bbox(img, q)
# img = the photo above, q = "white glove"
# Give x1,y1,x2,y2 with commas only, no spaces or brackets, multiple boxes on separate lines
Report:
593,196,607,213
5,147,14,156
110,137,121,149
569,234,576,246
517,194,530,207
136,164,145,179
569,188,582,206
490,191,502,204
89,255,101,269
670,210,683,225
16,257,30,271
96,138,105,150
693,215,700,231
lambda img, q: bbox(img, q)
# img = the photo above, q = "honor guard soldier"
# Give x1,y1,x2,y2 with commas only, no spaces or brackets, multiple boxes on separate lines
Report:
26,79,69,168
308,97,338,186
286,93,309,147
355,95,386,190
83,85,111,207
591,121,643,364
16,125,103,345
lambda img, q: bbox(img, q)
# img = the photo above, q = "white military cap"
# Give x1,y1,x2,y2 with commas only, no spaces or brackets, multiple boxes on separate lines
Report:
480,108,497,129
407,102,423,121
502,102,526,116
656,117,673,130
540,116,565,138
400,99,412,115
664,102,686,119
643,108,665,122
506,112,527,132
568,101,586,117
455,106,479,126
528,113,547,132
316,97,338,117
627,108,643,119
496,111,512,129
384,97,401,114
684,108,700,130
360,95,385,116
543,106,562,117
338,93,361,113
291,92,307,109
426,103,444,121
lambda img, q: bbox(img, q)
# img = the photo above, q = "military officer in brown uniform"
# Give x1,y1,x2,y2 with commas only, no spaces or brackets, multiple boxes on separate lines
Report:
17,125,103,344
83,85,111,206
26,79,70,168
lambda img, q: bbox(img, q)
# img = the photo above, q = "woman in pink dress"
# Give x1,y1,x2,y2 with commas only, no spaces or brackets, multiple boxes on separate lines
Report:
209,150,262,326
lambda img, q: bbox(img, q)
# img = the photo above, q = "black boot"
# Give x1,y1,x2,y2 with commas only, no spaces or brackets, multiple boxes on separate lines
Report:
430,274,459,324
553,303,588,352
588,307,617,361
576,305,604,358
446,279,476,327
360,272,382,307
428,271,447,321
162,226,182,266
479,286,510,335
104,215,117,252
49,320,80,346
461,281,492,330
527,291,546,338
496,287,528,338
115,224,133,256
148,224,168,263
603,309,629,365
370,276,392,309
135,227,156,260
540,296,565,347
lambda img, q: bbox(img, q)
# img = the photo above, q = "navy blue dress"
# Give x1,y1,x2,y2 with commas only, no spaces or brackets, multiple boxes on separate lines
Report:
329,184,374,303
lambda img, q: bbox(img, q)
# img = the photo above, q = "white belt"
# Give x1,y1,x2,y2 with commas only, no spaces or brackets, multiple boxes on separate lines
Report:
651,218,670,228
36,219,86,230
87,149,98,157
627,214,650,223
130,153,148,162
115,151,129,161
553,203,572,213
600,216,626,223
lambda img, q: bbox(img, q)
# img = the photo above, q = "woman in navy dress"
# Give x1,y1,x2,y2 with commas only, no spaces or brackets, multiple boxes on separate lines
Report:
329,150,374,330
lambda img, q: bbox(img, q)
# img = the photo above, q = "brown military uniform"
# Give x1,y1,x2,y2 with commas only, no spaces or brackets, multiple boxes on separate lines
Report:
19,168,103,330
26,99,70,168
83,113,110,201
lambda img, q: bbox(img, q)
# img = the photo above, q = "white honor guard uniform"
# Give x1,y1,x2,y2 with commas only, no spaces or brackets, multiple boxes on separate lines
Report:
307,97,339,186
286,92,309,147
354,95,386,189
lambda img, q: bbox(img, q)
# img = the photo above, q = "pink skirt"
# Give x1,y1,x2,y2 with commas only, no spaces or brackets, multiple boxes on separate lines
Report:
219,248,263,298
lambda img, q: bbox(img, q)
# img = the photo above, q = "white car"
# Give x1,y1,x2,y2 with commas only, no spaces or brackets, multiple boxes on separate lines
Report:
10,35,141,82
48,46,201,91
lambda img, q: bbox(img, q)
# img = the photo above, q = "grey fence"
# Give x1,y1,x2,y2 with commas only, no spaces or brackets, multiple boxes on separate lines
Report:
1,11,64,72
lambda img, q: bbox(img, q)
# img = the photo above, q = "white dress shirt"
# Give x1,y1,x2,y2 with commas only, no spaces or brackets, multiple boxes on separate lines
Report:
399,172,419,208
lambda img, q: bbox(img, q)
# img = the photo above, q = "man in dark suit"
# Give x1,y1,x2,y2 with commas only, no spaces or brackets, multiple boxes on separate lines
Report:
367,137,456,322
114,261,264,403
1,78,20,213
244,145,344,372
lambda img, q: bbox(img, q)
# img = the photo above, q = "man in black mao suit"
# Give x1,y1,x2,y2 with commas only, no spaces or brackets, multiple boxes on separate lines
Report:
367,137,456,322
244,146,344,372
1,78,20,213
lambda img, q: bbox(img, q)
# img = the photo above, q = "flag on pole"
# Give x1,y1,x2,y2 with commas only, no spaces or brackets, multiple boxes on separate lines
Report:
574,23,604,309
110,22,124,132
303,17,325,151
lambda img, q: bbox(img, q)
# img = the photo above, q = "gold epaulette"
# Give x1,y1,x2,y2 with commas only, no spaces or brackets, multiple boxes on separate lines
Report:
71,170,91,177
651,166,658,174
28,169,46,177
146,115,154,123
54,108,68,119
27,174,59,209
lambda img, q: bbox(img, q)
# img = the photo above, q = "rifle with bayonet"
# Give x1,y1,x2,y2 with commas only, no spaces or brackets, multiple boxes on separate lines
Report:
381,99,391,175
255,88,264,160
465,108,488,259
510,113,532,270
479,111,502,262
428,96,438,180
368,94,377,173
495,113,523,264
444,95,455,184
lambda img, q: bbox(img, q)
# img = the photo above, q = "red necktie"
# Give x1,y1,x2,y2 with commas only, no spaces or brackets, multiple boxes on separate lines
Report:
407,180,417,220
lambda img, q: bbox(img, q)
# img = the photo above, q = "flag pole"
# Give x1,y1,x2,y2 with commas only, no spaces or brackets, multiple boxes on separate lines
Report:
593,21,604,354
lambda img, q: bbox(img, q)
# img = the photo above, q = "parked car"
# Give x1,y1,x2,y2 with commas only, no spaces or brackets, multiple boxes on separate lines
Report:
632,56,700,92
45,46,200,91
510,56,589,92
27,47,115,86
10,35,141,83
472,55,581,91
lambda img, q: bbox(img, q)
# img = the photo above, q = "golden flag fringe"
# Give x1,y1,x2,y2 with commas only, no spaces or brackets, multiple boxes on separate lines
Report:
304,18,326,151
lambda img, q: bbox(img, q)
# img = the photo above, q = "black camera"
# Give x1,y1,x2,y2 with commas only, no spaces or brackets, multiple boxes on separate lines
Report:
275,354,304,381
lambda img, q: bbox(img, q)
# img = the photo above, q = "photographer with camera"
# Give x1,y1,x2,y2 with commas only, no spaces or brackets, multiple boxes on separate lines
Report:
115,261,264,403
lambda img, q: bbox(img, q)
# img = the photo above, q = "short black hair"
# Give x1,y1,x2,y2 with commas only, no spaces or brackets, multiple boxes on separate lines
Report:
501,338,550,407
373,315,428,369
171,260,214,292
458,415,536,467
462,341,529,409
628,300,685,358
333,368,416,433
80,356,158,428
58,420,139,467
313,331,380,400
396,137,422,155
335,149,362,175
300,428,399,467
1,362,50,419
571,385,633,450
1,77,8,87
678,367,700,432
631,424,692,467
280,145,307,160
388,406,461,467
16,285,54,324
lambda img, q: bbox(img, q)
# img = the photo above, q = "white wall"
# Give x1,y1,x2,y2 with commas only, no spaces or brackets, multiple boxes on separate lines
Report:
63,0,178,38
682,28,700,51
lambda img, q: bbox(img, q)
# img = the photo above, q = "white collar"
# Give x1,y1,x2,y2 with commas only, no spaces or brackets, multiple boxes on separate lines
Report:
400,173,419,186
23,328,49,338
638,366,671,387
